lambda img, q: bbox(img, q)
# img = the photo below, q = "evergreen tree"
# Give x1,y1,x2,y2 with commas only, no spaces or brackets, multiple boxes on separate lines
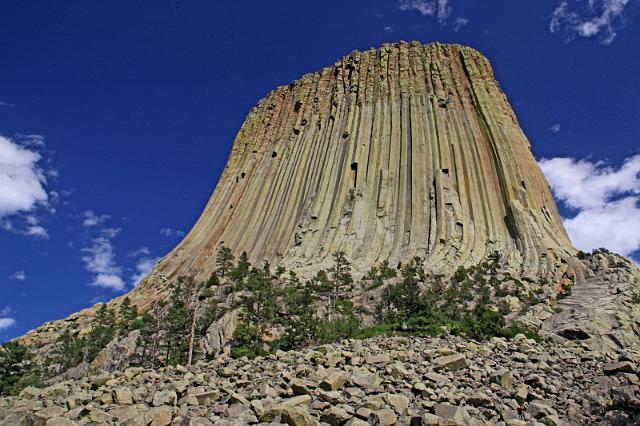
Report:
327,251,353,321
216,245,234,278
275,280,320,350
133,302,169,369
205,272,220,288
363,260,397,290
86,304,116,362
163,278,192,366
118,296,138,336
231,267,277,358
54,331,85,370
230,251,250,288
0,342,42,396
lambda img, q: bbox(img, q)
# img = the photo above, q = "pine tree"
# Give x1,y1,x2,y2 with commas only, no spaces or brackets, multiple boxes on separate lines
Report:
54,331,85,369
275,279,320,350
205,272,220,288
164,278,192,366
231,267,277,358
136,302,169,368
363,260,397,290
0,341,42,396
86,304,116,362
118,296,138,336
327,251,353,321
230,251,250,288
216,245,234,278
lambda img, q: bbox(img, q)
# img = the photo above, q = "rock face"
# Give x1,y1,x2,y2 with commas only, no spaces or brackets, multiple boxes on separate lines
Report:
148,41,575,284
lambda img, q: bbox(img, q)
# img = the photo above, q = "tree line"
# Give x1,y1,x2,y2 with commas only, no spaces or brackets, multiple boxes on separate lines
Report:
1,247,540,396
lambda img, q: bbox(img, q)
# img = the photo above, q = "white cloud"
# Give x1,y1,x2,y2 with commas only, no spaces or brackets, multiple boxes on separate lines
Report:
539,155,640,256
9,270,26,281
0,135,49,218
82,228,125,291
24,215,49,239
550,123,561,133
383,25,394,32
0,317,16,331
82,210,110,227
160,227,185,237
0,306,13,316
454,16,470,31
0,101,14,108
131,256,160,287
398,0,452,23
550,0,633,45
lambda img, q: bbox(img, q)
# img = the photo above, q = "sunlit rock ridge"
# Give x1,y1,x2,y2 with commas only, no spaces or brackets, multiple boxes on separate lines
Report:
152,41,576,283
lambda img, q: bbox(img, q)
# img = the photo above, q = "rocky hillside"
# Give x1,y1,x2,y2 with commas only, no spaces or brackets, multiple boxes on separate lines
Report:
2,335,639,425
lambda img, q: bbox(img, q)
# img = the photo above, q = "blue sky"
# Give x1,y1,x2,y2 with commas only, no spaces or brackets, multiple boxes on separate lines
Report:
1,0,639,341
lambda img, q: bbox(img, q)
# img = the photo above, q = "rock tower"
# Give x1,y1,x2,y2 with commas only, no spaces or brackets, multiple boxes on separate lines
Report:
18,42,640,359
150,41,575,285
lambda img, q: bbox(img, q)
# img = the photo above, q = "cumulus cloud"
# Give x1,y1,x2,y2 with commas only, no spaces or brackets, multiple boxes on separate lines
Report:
398,0,452,23
550,0,633,45
160,227,185,237
549,124,561,133
0,135,49,218
0,317,16,331
82,210,110,227
82,228,125,291
539,155,640,257
0,101,13,108
9,270,26,281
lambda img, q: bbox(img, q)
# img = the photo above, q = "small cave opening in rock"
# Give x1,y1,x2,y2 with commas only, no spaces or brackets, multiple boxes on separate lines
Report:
350,162,358,188
442,168,449,175
241,172,246,179
558,328,590,341
272,151,277,158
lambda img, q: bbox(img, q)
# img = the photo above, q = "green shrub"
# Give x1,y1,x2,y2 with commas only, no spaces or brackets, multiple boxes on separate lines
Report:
0,342,43,396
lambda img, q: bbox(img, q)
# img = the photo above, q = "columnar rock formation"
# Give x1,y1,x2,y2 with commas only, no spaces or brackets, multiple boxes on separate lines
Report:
14,41,640,362
151,41,576,284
